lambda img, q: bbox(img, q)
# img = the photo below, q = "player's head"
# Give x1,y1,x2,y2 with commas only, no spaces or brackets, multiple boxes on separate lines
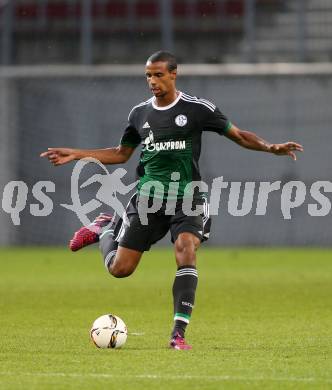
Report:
147,51,177,72
145,51,178,98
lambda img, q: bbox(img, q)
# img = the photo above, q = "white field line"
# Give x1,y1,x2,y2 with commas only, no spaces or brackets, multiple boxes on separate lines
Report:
0,372,331,384
129,332,145,336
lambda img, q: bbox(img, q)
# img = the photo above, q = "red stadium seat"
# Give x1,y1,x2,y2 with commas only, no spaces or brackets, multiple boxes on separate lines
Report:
135,0,159,18
14,0,247,21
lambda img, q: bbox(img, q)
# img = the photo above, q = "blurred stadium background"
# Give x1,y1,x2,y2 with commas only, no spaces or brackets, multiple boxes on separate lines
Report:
1,0,332,247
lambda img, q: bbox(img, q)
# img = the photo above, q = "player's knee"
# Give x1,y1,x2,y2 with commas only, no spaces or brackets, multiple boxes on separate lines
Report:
110,265,134,278
109,259,135,278
175,238,192,255
175,234,199,254
175,235,199,265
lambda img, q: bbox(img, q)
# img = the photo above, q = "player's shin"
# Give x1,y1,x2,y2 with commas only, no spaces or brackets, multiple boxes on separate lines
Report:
171,266,198,338
99,227,119,271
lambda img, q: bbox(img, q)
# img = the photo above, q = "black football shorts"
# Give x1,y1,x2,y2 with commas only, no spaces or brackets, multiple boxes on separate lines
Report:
112,193,211,252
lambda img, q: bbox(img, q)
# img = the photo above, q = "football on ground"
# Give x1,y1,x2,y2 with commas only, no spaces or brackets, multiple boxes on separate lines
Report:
90,314,128,349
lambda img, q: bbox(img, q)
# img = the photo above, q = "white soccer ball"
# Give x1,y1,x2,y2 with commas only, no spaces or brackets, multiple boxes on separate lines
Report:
90,314,128,349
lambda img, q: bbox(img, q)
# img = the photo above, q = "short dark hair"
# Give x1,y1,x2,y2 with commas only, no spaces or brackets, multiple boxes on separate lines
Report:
147,51,177,72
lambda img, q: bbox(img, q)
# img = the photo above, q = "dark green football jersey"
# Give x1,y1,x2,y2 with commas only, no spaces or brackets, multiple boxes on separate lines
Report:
120,92,232,200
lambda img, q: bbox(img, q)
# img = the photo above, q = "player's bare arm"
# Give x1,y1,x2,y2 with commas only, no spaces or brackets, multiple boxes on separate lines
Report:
40,145,135,166
225,124,304,161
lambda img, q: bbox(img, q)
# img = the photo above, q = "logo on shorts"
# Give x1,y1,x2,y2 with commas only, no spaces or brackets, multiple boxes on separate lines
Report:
175,114,187,127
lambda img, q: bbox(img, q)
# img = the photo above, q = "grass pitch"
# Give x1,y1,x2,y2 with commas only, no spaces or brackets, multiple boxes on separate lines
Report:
0,248,331,389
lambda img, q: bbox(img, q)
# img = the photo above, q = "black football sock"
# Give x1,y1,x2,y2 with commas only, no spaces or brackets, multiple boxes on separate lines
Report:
171,266,198,338
99,222,120,271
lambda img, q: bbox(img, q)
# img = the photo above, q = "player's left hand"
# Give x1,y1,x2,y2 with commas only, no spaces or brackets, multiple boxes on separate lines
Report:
270,142,304,161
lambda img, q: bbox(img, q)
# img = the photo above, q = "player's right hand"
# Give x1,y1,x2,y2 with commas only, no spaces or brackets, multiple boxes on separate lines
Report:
40,148,77,166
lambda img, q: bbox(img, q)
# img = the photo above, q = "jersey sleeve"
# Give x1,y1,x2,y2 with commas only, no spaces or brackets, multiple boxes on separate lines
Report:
201,105,232,135
120,108,141,148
